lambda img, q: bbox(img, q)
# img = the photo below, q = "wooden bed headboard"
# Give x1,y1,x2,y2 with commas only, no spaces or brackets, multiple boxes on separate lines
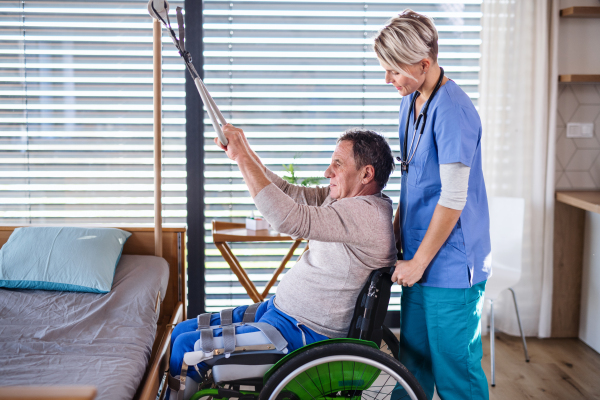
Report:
0,226,186,322
0,225,187,400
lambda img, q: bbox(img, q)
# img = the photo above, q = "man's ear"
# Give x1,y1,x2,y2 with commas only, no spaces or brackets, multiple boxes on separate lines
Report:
362,165,375,184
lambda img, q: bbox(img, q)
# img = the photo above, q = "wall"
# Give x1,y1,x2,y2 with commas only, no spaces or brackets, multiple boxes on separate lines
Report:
555,0,600,349
579,211,600,353
555,85,600,189
555,0,600,190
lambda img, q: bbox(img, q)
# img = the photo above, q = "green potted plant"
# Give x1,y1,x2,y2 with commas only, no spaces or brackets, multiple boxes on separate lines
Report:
282,155,323,186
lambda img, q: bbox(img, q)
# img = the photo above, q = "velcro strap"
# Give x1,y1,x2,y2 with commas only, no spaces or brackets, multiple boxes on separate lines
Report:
245,322,288,352
242,302,261,323
200,328,215,353
167,372,180,391
197,313,212,330
220,308,234,326
175,7,186,53
222,324,236,355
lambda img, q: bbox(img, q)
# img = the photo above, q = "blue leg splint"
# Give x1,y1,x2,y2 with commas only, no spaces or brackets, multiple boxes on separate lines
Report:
168,297,328,396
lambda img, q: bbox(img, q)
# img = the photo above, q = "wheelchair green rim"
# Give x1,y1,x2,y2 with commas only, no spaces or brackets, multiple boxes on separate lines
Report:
276,359,381,400
269,355,419,400
264,338,379,383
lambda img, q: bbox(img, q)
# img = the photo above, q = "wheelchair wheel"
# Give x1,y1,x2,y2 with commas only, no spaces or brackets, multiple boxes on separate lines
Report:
260,342,426,400
379,325,399,360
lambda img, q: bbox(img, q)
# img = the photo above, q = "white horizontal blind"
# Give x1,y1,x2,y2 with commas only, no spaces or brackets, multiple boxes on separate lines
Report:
0,0,186,225
203,0,481,311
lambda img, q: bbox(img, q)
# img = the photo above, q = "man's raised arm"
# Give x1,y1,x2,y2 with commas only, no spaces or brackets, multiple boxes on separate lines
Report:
216,124,329,206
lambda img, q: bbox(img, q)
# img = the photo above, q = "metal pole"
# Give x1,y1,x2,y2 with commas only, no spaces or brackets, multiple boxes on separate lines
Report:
153,18,163,258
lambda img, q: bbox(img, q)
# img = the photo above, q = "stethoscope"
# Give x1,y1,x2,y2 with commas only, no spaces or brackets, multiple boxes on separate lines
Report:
397,67,445,174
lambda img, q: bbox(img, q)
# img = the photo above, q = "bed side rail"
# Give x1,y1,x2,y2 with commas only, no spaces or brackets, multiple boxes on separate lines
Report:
138,301,184,400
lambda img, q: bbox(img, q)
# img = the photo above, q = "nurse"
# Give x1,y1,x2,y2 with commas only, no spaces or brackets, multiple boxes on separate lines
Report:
373,10,491,400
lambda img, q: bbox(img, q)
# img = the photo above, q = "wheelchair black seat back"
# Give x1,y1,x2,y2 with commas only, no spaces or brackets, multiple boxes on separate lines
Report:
347,266,395,343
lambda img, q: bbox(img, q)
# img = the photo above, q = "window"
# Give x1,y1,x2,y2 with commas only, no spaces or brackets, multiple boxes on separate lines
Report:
203,0,481,311
0,1,186,225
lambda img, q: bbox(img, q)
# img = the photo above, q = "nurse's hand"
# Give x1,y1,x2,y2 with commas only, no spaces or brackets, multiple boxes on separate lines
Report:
392,258,427,287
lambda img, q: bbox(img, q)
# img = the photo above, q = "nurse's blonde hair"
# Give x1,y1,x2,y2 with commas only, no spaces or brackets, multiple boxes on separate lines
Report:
373,10,439,76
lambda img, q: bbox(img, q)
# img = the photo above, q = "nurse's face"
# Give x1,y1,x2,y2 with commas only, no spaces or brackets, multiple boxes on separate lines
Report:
380,60,426,97
324,141,363,200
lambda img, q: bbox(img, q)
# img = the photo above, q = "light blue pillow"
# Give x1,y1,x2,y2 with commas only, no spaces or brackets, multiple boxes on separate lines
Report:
0,227,132,293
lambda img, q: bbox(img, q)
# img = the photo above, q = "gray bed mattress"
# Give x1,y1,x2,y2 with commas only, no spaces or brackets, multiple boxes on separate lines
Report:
0,255,170,400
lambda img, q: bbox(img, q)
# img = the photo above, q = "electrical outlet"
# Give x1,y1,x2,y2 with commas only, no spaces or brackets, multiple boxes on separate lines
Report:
566,123,594,138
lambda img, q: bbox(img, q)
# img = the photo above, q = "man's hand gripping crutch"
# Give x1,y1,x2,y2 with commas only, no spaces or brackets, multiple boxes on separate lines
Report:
148,0,229,146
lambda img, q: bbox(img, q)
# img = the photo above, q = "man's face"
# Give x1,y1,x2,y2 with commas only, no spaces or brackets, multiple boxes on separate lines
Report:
324,141,363,200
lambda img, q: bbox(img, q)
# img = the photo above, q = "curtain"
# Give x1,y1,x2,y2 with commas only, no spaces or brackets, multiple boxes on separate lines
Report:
479,0,555,337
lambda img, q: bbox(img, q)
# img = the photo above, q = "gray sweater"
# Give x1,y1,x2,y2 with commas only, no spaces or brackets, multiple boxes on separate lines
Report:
253,169,396,338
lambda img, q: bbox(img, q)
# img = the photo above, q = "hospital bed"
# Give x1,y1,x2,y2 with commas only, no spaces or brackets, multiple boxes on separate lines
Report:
0,225,186,400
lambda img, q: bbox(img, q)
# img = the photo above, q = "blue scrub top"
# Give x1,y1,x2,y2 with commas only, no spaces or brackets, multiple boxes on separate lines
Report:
398,79,491,288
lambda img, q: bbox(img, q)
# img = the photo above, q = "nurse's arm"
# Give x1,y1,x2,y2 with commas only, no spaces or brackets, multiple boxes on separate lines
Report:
393,163,470,286
416,205,462,265
393,205,462,286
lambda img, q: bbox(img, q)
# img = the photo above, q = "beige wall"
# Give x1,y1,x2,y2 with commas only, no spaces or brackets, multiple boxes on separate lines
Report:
555,0,600,190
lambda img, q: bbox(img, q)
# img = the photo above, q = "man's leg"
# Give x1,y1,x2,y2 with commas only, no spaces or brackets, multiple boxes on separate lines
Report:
422,281,489,400
256,297,328,351
392,284,435,400
169,302,270,383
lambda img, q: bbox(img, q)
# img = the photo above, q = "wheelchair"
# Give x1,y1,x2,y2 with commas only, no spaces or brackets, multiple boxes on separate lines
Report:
166,267,426,400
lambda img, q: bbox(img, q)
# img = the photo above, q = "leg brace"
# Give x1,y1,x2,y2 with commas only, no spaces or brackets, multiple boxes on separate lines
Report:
168,302,288,400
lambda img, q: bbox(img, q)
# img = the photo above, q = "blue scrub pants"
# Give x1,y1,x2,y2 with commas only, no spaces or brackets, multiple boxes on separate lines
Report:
170,297,328,382
392,281,489,400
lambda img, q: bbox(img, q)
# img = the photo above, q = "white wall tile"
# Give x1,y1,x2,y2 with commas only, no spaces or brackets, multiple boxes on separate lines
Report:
590,157,600,186
555,84,600,190
565,150,599,171
556,132,577,167
571,104,600,123
565,171,597,189
558,86,579,122
556,173,572,189
572,85,600,104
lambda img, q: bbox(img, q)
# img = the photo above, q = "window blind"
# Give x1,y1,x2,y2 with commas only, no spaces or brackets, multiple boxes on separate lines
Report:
0,0,186,225
203,0,481,311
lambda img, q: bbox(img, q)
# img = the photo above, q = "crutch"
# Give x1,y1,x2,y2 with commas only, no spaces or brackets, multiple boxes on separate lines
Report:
147,0,228,146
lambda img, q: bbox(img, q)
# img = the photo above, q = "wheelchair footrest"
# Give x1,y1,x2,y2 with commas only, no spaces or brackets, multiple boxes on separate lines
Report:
212,353,285,384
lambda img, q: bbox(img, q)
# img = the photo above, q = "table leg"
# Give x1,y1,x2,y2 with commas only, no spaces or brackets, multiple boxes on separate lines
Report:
261,239,303,299
215,241,263,303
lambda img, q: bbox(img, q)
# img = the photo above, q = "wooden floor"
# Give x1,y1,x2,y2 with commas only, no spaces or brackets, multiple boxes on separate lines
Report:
481,332,600,399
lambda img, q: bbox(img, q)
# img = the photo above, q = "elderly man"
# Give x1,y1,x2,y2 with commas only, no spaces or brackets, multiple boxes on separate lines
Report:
167,124,396,399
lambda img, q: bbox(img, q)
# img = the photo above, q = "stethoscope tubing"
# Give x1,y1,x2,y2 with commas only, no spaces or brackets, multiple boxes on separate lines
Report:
399,67,445,174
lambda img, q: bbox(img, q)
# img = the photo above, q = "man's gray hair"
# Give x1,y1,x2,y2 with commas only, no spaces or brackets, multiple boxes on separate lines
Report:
338,129,395,190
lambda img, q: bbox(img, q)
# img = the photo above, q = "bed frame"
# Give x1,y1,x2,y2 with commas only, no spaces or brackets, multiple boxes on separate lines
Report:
0,225,187,400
